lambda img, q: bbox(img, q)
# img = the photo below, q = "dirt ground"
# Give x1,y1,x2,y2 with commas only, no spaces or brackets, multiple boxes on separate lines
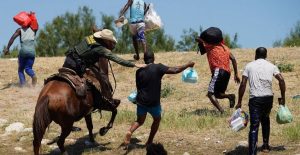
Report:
0,48,299,155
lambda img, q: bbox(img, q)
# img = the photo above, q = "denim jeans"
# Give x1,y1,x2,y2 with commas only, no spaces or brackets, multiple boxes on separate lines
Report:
18,55,35,86
248,96,273,155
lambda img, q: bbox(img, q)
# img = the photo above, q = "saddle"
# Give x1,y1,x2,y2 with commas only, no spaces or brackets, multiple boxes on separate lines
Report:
44,67,88,97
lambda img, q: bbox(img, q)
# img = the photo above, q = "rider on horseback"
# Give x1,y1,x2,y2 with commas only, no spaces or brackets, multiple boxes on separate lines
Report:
62,29,146,108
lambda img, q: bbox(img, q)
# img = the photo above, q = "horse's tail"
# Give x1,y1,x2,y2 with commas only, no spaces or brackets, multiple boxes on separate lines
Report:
33,96,51,155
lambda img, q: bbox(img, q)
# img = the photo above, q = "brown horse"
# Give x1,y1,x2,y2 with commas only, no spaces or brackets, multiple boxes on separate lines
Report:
32,62,119,155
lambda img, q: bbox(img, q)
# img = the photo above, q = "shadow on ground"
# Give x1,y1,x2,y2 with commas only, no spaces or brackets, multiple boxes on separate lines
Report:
47,133,112,155
225,146,248,155
0,82,19,90
120,138,145,155
190,108,230,117
226,145,286,155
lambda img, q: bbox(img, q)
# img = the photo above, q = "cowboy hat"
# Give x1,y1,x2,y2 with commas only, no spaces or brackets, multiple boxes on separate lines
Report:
93,29,118,43
114,16,128,28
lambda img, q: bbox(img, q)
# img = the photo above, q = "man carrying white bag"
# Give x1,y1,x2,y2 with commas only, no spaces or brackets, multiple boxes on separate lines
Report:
235,47,286,154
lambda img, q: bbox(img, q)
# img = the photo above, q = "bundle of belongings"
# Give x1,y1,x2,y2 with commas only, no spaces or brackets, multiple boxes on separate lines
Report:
128,90,137,103
229,108,249,132
144,3,163,31
13,11,39,30
114,16,128,28
276,104,293,124
196,27,223,55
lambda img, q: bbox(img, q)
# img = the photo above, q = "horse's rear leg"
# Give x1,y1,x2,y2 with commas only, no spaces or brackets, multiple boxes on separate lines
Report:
85,114,95,142
57,123,73,154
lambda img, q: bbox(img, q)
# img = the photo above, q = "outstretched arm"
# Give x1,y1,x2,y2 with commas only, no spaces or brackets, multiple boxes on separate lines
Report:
3,28,21,55
230,52,240,83
165,62,195,74
96,47,147,68
235,76,248,109
275,73,286,105
119,0,133,17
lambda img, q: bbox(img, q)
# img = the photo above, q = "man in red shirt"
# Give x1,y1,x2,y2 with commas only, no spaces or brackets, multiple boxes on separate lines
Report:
197,27,240,113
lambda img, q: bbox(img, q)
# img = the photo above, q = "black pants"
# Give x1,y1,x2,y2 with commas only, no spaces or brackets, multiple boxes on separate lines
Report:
248,96,273,155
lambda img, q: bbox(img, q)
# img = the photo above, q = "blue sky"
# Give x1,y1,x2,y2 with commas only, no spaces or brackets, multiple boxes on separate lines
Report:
1,0,300,50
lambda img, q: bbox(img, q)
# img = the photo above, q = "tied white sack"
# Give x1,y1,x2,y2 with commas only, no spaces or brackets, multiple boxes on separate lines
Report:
114,16,128,28
145,3,163,31
128,90,137,103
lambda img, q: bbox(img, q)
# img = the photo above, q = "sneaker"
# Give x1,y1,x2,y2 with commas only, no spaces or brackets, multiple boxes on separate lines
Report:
32,76,37,87
229,94,236,108
261,144,271,153
133,54,140,60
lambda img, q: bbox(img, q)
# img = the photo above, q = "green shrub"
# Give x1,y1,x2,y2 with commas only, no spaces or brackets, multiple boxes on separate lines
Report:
277,63,294,72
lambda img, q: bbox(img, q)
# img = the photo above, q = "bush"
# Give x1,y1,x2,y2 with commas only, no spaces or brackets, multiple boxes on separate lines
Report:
277,63,294,72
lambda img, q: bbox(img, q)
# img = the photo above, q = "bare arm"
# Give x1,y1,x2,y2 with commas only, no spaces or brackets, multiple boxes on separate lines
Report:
235,76,248,109
3,28,21,54
119,0,133,17
165,62,195,74
230,52,240,83
275,73,286,105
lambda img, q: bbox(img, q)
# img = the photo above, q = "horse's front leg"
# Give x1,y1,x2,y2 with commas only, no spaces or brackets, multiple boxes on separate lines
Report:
85,114,95,142
99,108,117,136
107,108,117,128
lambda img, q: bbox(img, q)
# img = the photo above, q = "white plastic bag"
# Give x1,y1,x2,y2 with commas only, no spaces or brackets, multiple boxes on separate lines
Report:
128,90,137,103
144,3,162,31
229,108,249,132
182,68,198,83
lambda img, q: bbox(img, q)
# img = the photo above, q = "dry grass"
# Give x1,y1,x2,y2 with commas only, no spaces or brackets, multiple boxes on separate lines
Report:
0,47,299,155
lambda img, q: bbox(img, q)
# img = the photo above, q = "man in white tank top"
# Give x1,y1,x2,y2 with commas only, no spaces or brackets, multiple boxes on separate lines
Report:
3,26,37,87
235,47,286,155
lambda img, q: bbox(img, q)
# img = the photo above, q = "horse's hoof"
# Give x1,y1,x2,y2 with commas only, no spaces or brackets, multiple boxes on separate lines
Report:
71,126,82,132
99,127,108,136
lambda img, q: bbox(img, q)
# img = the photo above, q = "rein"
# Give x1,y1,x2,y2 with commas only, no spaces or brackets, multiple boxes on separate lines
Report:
108,60,117,97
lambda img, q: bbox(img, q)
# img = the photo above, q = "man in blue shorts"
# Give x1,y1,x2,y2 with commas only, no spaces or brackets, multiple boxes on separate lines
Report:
123,51,195,146
119,0,149,60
